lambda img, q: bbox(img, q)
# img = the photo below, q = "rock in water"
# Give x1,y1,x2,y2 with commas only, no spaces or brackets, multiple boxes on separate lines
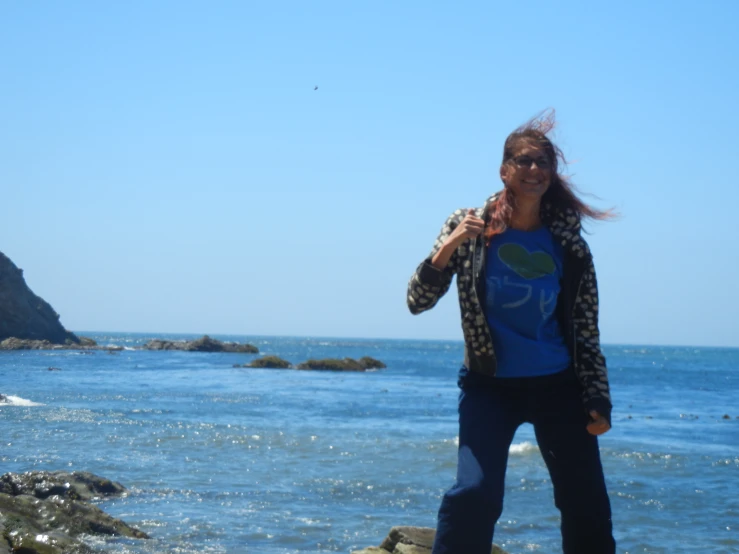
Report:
143,335,258,353
247,356,292,368
296,357,387,371
352,526,508,554
0,470,148,554
0,470,127,501
358,356,387,369
0,252,79,344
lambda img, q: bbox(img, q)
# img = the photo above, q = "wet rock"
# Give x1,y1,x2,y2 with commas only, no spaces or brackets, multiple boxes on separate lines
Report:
352,526,507,554
143,335,258,353
379,527,435,551
247,356,292,369
0,471,148,554
0,471,126,501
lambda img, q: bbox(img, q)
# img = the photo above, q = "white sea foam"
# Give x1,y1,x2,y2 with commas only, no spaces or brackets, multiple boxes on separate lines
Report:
509,441,538,455
448,437,538,456
0,395,43,407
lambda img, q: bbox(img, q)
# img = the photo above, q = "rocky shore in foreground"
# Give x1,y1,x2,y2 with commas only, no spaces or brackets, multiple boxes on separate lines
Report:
2,475,513,554
0,470,147,554
352,526,508,554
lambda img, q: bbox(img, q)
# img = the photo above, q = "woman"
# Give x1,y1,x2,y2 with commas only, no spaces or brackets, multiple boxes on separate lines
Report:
407,112,616,554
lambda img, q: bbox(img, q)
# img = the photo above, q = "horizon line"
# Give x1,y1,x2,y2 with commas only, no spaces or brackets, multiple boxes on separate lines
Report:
70,330,739,350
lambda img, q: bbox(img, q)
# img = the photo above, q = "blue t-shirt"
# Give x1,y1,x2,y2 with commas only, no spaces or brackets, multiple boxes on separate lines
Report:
484,226,571,378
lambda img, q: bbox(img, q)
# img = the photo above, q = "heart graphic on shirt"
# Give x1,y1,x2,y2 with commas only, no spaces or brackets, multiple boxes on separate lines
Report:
497,244,556,280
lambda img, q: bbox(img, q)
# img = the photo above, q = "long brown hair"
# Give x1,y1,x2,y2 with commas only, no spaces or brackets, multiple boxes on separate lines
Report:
484,110,614,245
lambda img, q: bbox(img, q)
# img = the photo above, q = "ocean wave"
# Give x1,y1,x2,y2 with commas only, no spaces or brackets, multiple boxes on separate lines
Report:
0,394,43,407
444,437,538,456
509,441,538,455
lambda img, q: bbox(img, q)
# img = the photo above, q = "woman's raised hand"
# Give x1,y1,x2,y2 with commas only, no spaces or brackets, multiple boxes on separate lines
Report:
431,209,485,270
448,208,484,245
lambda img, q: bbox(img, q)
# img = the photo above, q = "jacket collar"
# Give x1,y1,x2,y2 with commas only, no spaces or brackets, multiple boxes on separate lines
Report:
483,191,591,259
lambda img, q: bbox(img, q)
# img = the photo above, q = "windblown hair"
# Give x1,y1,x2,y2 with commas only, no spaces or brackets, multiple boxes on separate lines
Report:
484,110,613,245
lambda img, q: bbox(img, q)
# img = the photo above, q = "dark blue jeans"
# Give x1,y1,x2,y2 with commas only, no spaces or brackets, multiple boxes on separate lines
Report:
432,369,615,554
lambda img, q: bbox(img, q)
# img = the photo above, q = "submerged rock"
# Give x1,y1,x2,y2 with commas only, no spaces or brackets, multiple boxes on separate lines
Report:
352,526,508,554
0,252,80,344
143,335,258,353
0,471,148,554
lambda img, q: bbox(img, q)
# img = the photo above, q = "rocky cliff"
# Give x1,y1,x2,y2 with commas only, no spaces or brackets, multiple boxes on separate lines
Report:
0,252,79,344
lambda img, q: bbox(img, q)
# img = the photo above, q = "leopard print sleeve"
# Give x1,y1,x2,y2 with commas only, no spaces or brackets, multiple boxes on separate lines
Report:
573,256,613,422
407,209,465,315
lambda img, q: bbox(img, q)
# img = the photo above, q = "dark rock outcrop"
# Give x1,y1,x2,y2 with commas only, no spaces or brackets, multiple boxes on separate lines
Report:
352,526,508,554
246,356,292,368
358,356,387,369
297,358,365,371
0,470,148,554
0,336,124,353
0,471,127,501
143,335,258,353
296,357,387,371
0,252,79,344
0,337,119,351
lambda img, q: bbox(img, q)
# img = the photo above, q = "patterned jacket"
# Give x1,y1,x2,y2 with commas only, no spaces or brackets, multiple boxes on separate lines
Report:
407,193,612,422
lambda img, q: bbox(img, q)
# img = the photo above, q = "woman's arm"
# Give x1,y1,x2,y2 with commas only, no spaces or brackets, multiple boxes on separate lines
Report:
573,256,613,428
406,209,483,315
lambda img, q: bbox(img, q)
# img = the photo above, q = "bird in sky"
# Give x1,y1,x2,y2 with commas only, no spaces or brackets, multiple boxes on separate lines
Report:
314,85,318,90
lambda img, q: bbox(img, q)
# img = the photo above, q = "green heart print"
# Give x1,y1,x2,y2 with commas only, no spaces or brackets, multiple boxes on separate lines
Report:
497,243,556,280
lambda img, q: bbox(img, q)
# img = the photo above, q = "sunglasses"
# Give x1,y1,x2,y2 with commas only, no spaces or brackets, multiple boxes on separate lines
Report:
511,155,552,169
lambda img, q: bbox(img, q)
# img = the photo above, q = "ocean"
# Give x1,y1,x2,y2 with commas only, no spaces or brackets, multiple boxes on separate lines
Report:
1,333,737,553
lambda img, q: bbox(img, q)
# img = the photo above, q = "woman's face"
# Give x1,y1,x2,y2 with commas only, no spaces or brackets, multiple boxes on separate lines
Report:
500,142,553,200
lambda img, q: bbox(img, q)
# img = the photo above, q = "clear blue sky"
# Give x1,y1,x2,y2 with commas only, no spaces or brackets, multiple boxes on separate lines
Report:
2,1,738,347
